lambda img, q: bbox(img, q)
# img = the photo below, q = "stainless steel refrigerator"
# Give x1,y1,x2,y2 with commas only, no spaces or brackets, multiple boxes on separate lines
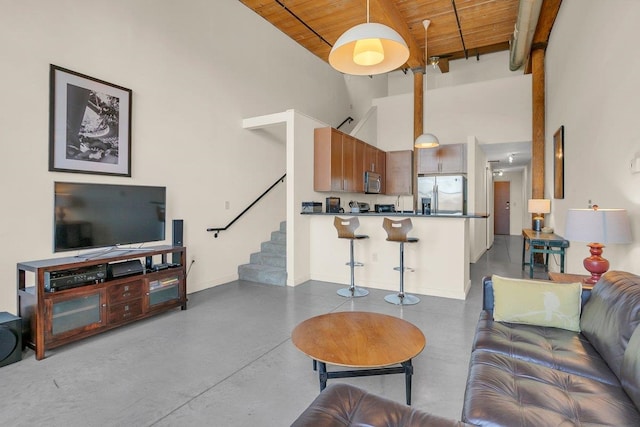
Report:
417,175,467,215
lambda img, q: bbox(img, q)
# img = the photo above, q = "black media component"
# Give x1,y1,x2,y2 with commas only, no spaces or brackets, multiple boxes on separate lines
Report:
108,259,144,279
44,264,107,292
0,312,22,367
172,219,183,265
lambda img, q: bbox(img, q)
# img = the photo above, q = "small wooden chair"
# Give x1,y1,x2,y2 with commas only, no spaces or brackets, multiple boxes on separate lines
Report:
382,218,420,305
334,216,369,297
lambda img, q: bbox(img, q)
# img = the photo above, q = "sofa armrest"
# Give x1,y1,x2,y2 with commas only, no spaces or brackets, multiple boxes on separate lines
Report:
291,383,472,427
481,275,592,313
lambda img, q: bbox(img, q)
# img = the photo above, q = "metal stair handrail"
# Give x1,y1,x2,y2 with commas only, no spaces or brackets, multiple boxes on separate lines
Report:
207,173,286,238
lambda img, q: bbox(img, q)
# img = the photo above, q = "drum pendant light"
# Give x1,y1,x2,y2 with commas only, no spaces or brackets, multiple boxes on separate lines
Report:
415,20,439,148
329,0,409,76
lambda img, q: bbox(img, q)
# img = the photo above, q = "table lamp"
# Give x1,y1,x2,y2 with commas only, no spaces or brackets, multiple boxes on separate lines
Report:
564,207,632,284
528,199,551,232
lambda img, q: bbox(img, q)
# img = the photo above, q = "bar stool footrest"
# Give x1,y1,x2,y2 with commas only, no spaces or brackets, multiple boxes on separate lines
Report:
345,261,365,267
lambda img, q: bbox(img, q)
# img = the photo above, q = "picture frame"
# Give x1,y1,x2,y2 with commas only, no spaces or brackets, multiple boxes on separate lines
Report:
49,65,132,176
554,125,564,199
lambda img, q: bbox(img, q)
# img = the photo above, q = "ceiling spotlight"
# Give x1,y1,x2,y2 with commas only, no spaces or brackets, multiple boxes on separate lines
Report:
429,56,439,69
508,154,514,163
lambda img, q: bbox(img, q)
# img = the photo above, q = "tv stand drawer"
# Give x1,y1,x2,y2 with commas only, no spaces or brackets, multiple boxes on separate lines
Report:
108,299,143,323
108,281,143,304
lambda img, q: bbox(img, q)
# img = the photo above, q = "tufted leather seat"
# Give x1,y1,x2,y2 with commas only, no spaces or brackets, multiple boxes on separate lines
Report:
291,383,472,427
462,271,640,426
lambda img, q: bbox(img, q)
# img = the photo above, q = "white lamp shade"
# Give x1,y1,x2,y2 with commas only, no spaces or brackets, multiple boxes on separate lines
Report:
565,208,632,244
528,199,551,214
329,23,409,75
414,133,440,148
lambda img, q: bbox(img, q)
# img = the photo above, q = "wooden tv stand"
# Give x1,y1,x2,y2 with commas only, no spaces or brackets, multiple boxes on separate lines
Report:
17,245,187,360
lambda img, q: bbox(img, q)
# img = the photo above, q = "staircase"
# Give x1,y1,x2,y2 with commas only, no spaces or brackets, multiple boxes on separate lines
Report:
238,221,287,286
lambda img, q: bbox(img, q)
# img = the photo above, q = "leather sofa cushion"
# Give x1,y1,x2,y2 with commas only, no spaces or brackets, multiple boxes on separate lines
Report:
621,325,640,410
473,311,620,385
291,383,472,427
462,350,640,426
580,271,640,378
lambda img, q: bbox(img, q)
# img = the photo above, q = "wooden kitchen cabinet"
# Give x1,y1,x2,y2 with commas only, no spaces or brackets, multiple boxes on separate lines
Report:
314,127,384,193
314,127,345,191
385,150,413,195
417,143,466,174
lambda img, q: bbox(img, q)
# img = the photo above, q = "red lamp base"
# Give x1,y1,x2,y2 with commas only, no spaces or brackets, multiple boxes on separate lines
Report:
583,242,609,285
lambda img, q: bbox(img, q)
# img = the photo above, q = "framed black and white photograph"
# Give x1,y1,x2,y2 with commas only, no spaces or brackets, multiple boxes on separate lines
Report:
49,65,132,176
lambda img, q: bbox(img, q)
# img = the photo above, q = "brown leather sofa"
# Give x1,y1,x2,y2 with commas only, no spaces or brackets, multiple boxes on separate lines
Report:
291,271,640,426
462,271,640,426
291,382,472,427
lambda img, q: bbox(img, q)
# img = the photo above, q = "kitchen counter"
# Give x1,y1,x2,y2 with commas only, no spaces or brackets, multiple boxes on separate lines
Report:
307,214,473,300
301,211,488,218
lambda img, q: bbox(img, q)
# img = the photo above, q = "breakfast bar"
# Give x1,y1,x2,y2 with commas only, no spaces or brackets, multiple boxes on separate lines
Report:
305,212,484,300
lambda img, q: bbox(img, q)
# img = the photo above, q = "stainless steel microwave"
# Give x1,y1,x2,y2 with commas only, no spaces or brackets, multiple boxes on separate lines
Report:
364,171,382,194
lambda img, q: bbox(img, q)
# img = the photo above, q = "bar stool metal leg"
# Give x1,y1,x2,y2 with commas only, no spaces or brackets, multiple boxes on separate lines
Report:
337,239,369,297
385,242,419,305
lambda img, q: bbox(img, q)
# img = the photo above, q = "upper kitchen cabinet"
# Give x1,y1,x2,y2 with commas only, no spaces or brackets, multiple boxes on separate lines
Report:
417,143,467,175
314,127,344,191
385,150,412,195
315,127,385,193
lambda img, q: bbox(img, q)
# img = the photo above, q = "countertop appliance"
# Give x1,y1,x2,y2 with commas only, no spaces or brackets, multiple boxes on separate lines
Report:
364,171,382,194
374,204,396,213
418,175,467,215
349,201,370,213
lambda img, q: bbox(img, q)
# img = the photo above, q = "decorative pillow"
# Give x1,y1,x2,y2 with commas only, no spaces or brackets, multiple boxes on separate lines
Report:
492,275,582,332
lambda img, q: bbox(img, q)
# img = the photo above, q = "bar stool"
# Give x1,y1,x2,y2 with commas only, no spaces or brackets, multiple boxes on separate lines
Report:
333,216,369,297
383,218,419,305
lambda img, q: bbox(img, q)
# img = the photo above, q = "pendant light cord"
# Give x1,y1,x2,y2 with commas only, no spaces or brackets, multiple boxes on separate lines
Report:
366,0,370,23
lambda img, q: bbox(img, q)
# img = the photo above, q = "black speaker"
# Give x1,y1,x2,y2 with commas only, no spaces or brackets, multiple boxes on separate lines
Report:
0,312,22,367
172,219,184,264
108,259,144,278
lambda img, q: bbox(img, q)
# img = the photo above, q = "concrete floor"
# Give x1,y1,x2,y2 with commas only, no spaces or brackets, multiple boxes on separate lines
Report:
0,235,546,426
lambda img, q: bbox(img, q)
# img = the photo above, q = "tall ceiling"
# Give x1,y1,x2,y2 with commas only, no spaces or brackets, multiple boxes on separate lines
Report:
240,1,562,171
240,0,521,73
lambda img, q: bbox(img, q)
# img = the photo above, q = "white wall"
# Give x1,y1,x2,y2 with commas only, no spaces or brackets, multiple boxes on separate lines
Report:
470,137,489,261
0,0,382,313
544,0,640,275
388,51,522,95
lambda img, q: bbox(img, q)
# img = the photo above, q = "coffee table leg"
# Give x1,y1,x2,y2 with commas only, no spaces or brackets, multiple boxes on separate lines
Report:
318,362,328,391
403,360,414,405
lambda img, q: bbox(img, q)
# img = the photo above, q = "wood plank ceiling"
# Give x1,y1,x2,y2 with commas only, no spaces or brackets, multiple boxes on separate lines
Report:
239,0,520,73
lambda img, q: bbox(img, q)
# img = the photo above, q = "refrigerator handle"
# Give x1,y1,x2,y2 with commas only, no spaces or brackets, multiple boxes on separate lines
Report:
433,184,438,213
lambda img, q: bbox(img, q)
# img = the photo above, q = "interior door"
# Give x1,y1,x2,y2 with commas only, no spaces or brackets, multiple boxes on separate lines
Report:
494,181,510,235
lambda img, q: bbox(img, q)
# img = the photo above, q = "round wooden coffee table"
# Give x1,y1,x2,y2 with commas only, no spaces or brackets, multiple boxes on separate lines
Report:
291,311,426,405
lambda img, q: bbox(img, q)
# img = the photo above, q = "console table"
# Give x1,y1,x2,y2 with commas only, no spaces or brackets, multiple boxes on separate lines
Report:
521,229,569,278
17,245,187,360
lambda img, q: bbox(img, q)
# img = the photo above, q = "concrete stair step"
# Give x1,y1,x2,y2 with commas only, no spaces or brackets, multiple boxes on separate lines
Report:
261,240,286,255
250,252,286,268
238,263,286,286
237,221,287,286
270,230,286,243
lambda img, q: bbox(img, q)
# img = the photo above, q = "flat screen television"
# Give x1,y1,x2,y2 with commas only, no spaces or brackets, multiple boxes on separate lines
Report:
54,182,166,252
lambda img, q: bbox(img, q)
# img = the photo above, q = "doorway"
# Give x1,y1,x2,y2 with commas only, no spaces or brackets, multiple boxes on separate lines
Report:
494,181,510,235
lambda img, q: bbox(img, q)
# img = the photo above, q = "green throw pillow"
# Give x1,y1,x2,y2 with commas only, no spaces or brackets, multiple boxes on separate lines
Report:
492,275,582,332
